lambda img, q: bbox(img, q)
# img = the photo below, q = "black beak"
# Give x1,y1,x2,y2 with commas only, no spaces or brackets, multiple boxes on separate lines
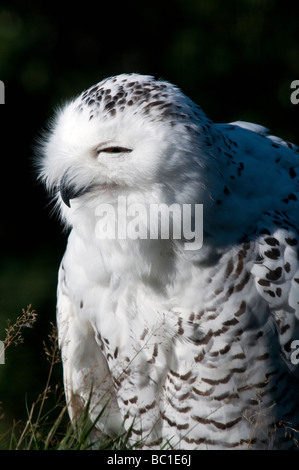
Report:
59,171,90,208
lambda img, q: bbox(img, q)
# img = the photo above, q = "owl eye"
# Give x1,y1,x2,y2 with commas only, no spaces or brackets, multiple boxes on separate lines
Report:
98,147,132,154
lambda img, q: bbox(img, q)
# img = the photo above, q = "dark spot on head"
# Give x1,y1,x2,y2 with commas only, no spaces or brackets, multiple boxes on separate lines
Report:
105,100,115,111
189,312,195,323
177,319,184,336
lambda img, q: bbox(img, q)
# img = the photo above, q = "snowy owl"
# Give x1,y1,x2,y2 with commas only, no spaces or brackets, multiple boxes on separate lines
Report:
39,73,299,449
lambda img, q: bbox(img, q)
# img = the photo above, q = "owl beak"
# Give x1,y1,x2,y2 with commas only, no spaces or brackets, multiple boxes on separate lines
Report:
59,171,90,208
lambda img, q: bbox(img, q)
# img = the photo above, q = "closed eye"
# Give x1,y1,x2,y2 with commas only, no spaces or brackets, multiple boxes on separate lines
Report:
97,146,132,154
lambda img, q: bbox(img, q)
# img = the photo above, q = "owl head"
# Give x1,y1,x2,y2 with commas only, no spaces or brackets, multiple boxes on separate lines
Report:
38,74,219,228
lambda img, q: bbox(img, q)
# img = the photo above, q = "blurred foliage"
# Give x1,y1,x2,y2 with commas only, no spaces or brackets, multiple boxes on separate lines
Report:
0,0,298,425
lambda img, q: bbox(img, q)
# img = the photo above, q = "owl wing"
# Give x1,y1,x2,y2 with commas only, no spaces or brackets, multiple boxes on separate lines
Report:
250,212,299,366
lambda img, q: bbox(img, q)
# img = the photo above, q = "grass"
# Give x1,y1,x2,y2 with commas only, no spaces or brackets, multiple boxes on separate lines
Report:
2,307,298,450
0,306,134,450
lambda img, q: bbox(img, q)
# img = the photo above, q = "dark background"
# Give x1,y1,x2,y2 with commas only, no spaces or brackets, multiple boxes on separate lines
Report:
0,0,298,428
